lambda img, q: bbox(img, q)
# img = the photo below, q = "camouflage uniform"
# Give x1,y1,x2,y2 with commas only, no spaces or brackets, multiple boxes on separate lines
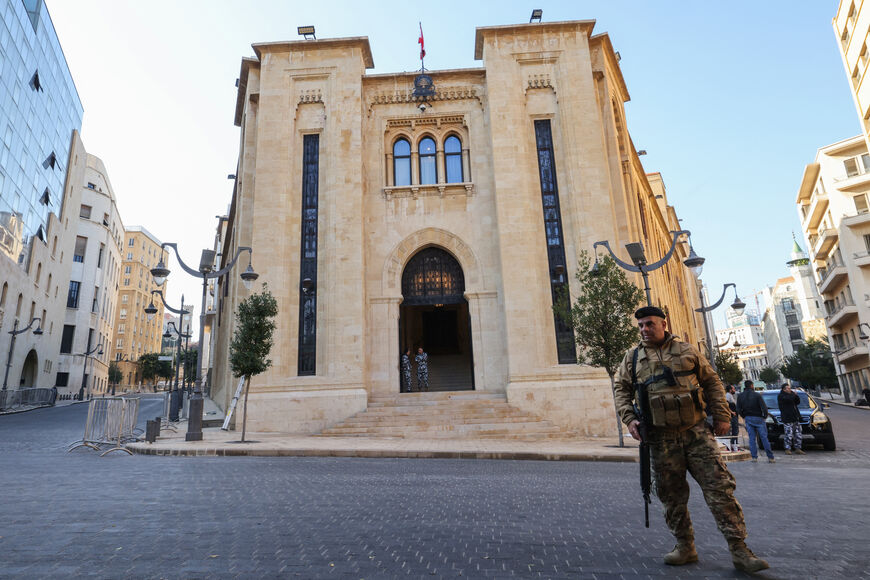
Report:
614,333,747,546
415,351,429,392
401,354,412,393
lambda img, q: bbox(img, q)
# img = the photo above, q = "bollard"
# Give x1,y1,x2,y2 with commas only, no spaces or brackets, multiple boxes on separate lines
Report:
155,417,162,436
145,420,157,443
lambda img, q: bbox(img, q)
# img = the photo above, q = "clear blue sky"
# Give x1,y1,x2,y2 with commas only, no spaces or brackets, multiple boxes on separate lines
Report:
47,1,856,332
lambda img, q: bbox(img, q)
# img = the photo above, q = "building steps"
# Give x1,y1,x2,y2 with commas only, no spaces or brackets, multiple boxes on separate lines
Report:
317,392,574,441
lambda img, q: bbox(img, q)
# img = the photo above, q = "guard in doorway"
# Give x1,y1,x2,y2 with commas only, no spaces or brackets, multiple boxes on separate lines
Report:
415,347,429,392
401,349,413,393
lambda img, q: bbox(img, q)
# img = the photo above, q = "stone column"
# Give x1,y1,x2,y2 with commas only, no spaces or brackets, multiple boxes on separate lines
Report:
461,148,471,183
436,149,446,184
410,152,419,185
465,290,500,391
385,153,394,187
369,295,403,396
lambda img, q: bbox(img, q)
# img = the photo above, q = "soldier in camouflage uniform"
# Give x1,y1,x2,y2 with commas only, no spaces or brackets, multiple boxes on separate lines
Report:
613,306,769,573
401,349,413,393
415,347,429,392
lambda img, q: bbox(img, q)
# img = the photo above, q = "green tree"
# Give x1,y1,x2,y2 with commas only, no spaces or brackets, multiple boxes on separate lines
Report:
137,353,161,384
181,347,198,389
229,284,279,442
758,366,780,386
108,361,123,395
780,338,838,393
556,252,645,447
714,350,743,386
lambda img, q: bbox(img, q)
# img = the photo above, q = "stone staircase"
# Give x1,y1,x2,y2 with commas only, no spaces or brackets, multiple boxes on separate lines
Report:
316,392,571,440
423,353,473,392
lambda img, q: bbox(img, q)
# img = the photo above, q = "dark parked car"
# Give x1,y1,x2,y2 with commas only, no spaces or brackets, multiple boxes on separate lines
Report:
760,389,836,451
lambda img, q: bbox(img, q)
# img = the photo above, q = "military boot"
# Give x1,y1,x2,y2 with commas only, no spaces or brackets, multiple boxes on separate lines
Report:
663,541,698,565
729,541,769,573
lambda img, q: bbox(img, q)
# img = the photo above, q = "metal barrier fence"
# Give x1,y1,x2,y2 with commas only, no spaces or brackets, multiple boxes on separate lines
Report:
0,388,55,410
68,397,142,456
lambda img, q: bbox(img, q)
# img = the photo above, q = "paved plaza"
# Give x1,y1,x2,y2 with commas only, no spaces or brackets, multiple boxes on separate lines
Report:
1,399,868,578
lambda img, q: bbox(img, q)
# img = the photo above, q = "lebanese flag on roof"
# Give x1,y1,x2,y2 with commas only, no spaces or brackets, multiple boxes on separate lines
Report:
418,23,425,60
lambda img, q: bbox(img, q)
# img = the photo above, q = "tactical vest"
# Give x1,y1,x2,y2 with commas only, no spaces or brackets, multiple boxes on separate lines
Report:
632,345,706,431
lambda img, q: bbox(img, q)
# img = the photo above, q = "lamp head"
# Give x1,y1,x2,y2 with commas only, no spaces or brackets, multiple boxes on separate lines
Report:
32,318,43,335
144,301,158,321
731,297,746,317
589,258,601,277
163,330,172,339
683,247,705,279
33,326,43,336
240,263,259,290
97,347,104,356
151,259,170,286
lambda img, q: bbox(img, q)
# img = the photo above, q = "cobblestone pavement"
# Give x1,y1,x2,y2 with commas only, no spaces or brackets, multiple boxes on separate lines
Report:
0,399,868,579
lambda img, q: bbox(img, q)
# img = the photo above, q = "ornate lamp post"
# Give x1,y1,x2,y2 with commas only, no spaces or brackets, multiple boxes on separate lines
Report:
695,283,746,371
145,289,190,420
150,243,258,441
163,321,191,421
2,317,43,391
77,342,104,401
591,229,698,307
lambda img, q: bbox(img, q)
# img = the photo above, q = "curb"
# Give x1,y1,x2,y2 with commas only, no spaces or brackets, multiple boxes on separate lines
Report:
821,397,870,411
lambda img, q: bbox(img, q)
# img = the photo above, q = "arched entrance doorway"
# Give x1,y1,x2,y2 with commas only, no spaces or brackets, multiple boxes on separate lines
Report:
400,247,474,392
19,349,38,389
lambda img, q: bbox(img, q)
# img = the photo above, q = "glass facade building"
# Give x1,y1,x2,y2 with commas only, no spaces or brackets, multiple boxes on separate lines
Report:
0,0,83,267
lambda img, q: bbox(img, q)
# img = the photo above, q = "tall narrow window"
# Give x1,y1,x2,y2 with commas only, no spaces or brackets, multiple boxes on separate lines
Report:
393,138,411,186
445,135,463,183
534,120,576,364
419,137,437,184
298,134,320,376
67,281,81,308
60,325,75,354
73,236,87,262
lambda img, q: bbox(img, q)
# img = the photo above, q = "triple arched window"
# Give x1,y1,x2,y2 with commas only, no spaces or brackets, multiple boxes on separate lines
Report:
392,134,465,187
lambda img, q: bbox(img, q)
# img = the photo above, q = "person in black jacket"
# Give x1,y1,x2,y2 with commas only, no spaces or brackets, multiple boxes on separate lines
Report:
736,380,775,462
778,384,804,455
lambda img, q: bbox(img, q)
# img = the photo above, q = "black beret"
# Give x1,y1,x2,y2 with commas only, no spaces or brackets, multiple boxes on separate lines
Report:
634,306,666,319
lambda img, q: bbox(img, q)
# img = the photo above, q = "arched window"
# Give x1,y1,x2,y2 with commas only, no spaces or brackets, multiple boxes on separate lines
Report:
419,137,437,184
445,135,463,183
0,282,7,309
393,138,411,186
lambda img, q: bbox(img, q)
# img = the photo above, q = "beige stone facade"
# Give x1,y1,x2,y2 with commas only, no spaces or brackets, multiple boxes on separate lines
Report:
211,21,704,436
110,226,166,390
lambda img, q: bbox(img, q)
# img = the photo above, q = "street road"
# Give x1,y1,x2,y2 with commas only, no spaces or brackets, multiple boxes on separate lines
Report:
0,397,868,579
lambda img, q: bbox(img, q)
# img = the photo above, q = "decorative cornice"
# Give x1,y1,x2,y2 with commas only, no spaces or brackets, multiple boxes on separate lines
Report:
385,115,466,130
382,182,474,200
526,74,555,94
298,89,323,104
369,86,481,110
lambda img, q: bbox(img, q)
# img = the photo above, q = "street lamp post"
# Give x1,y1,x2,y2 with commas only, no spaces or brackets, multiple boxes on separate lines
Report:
77,342,104,401
145,290,190,421
592,229,699,307
111,354,129,396
163,321,191,421
695,283,746,371
2,317,43,392
150,243,258,441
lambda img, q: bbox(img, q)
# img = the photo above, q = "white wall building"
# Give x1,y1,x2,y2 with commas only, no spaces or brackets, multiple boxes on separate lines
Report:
56,151,124,399
797,135,870,400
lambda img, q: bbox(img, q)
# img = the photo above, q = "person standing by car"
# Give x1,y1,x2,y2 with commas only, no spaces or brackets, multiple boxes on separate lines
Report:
737,380,775,463
778,384,804,455
725,385,739,450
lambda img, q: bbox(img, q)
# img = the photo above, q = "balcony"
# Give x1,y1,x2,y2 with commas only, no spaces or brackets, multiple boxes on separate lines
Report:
818,262,848,294
843,211,870,228
836,343,870,363
827,301,858,328
802,191,829,230
833,170,870,192
854,251,870,268
812,228,838,260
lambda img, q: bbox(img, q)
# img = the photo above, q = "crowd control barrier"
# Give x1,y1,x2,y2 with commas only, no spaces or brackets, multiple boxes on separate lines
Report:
68,397,142,456
0,387,55,410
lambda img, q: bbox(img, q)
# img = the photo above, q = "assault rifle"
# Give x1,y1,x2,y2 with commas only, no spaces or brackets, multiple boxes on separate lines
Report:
631,347,651,528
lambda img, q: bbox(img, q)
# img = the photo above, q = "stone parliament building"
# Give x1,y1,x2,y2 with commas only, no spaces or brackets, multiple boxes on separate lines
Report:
209,20,705,437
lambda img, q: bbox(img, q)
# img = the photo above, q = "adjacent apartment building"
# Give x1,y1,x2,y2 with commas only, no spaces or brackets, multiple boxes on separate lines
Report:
0,0,83,396
55,144,125,399
835,1,870,151
797,135,870,401
209,20,705,437
762,242,827,371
